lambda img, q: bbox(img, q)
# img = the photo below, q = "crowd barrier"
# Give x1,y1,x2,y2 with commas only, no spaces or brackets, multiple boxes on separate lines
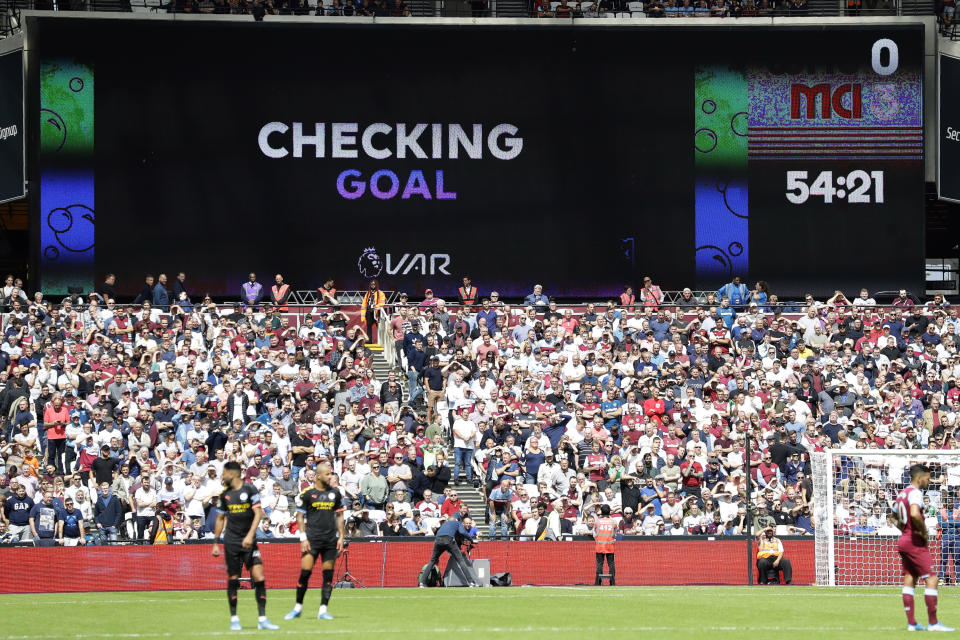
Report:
0,537,814,593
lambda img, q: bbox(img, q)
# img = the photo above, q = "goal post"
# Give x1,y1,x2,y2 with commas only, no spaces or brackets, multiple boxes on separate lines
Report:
813,450,960,586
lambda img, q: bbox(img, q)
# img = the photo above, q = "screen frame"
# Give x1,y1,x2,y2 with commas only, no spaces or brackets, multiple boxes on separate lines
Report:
938,52,960,203
21,14,932,298
0,38,26,206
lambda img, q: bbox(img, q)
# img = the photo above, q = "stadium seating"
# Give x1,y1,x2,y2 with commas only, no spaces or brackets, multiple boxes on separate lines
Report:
0,279,956,550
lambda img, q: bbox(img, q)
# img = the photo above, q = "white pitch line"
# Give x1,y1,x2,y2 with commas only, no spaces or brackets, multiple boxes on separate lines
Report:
0,625,906,639
0,597,224,606
0,589,916,605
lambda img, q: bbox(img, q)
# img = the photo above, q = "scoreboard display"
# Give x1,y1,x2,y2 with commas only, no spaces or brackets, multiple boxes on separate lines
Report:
29,18,925,298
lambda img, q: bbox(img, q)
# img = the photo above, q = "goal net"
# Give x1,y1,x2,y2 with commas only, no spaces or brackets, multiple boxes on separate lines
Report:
813,450,960,586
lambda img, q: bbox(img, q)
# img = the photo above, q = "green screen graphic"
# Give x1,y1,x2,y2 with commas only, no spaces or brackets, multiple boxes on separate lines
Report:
694,66,749,280
39,59,95,295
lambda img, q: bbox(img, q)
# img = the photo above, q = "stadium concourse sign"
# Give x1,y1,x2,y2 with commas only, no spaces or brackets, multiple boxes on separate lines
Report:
24,15,927,298
0,45,25,205
939,53,960,203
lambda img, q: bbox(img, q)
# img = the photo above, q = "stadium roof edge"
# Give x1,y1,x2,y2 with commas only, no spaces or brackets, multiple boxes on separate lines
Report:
16,10,936,28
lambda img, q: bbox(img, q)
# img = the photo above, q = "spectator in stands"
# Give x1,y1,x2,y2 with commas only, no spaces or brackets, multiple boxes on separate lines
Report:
488,479,514,539
4,482,33,542
717,276,749,308
152,274,170,309
59,497,86,546
524,285,549,310
242,273,264,307
535,0,556,17
10,271,960,566
28,489,60,546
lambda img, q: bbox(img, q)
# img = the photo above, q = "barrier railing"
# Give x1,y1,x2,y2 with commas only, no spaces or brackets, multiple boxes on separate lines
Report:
378,307,398,367
10,1,919,17
0,537,815,592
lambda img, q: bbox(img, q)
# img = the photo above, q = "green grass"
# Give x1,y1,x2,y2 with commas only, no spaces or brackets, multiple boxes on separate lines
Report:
0,586,954,639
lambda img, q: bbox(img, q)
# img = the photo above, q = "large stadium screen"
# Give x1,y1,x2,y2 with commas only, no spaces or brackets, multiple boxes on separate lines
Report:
30,19,925,298
0,48,24,205
939,52,960,203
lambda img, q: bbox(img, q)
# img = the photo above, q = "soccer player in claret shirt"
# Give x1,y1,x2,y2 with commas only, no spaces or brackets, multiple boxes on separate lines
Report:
285,461,345,621
895,464,954,632
211,461,280,631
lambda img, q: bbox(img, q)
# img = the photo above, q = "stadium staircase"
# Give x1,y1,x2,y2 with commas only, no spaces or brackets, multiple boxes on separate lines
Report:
370,344,490,535
490,0,528,16
900,0,933,13
410,0,435,15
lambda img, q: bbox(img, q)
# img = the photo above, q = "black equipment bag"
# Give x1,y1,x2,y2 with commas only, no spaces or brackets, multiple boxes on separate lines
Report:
490,572,512,587
418,563,443,587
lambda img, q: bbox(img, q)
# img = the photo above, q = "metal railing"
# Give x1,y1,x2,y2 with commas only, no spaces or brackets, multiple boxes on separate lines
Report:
0,5,22,34
432,0,910,17
5,1,933,17
378,307,398,368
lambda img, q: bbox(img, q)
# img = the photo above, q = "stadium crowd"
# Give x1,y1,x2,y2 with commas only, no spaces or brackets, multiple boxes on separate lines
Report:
0,272,958,548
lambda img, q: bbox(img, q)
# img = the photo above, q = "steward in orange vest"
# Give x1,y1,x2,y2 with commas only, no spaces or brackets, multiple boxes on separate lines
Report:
756,527,793,584
151,512,174,545
270,274,291,312
594,504,616,586
458,277,478,308
361,280,387,339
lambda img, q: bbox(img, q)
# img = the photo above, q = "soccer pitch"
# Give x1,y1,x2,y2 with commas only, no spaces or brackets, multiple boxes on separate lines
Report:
0,586,950,638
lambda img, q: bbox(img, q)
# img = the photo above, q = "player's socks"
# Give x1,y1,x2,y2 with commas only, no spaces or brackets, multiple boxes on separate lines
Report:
228,579,240,617
254,580,267,617
321,569,334,607
296,569,312,605
926,588,940,626
903,586,917,626
293,604,303,613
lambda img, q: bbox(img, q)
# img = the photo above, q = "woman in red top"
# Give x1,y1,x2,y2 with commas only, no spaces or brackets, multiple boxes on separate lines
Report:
43,394,71,474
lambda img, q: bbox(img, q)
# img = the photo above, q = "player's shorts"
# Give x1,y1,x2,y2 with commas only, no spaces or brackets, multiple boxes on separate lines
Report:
306,539,338,564
224,542,263,576
899,541,935,579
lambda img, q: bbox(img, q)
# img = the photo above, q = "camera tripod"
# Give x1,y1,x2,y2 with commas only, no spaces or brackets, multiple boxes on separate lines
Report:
335,543,364,588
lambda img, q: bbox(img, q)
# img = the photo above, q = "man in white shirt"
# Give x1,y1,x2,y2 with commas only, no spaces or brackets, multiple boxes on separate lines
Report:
853,289,876,307
275,353,300,382
786,392,812,422
340,457,363,509
95,418,122,448
470,372,497,402
796,307,821,343
445,373,469,414
562,354,586,393
452,407,479,485
537,452,568,496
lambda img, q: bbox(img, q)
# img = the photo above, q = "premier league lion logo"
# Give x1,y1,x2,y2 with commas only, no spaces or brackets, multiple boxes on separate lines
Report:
358,247,383,278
